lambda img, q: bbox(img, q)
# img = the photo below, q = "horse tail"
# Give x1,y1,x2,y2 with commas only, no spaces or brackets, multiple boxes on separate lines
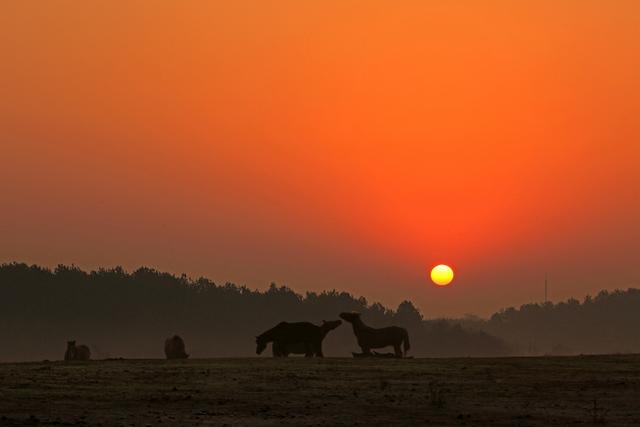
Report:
402,329,411,356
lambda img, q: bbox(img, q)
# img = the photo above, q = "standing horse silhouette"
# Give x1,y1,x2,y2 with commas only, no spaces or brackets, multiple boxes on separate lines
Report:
272,320,342,357
164,335,189,359
340,312,410,357
64,340,91,361
256,321,334,357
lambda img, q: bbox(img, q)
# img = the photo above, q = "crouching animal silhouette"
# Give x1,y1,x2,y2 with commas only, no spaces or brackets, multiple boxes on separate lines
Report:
256,321,333,357
64,341,91,361
272,320,342,357
164,335,189,359
340,312,410,357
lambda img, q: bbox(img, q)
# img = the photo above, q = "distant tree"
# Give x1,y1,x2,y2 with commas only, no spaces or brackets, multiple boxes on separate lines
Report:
484,288,640,355
394,300,423,328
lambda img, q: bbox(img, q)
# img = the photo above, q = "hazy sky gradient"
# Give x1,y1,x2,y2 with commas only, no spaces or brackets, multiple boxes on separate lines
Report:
1,1,639,316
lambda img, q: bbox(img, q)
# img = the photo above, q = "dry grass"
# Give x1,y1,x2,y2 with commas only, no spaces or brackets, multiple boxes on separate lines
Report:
0,355,639,425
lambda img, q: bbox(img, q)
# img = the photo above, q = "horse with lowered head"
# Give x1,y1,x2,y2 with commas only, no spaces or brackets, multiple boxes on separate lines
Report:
272,319,342,357
340,312,410,358
64,341,91,361
256,320,338,357
164,335,189,359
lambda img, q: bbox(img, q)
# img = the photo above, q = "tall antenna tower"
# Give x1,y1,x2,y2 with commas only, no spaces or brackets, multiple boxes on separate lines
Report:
544,273,548,304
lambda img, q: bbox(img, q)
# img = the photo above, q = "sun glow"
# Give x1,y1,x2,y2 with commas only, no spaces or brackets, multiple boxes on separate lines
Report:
430,264,454,286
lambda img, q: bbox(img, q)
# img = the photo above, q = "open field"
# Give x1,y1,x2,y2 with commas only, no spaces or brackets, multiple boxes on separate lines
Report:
1,355,639,426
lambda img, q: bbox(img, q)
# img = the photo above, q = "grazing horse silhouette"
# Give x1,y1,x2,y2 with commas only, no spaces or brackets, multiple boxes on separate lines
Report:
64,341,91,361
272,320,342,357
340,312,410,358
164,335,189,359
256,321,330,357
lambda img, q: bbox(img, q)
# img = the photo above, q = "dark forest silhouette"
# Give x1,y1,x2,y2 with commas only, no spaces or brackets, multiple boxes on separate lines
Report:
483,289,640,355
1,263,638,361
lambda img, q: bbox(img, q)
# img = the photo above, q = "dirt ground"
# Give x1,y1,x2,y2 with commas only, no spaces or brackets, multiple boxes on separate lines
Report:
0,355,639,426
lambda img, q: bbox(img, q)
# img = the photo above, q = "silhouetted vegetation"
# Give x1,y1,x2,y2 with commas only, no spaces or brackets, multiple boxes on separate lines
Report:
0,263,509,361
448,289,640,355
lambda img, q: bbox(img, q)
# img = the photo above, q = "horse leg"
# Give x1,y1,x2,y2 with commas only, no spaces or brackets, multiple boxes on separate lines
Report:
304,342,314,358
315,342,324,358
272,342,284,357
393,343,402,358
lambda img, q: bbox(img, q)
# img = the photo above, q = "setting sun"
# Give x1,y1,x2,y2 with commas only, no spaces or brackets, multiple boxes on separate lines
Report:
431,265,454,286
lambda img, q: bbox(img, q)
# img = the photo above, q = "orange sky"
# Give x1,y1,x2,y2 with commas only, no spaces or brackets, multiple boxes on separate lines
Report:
1,1,639,316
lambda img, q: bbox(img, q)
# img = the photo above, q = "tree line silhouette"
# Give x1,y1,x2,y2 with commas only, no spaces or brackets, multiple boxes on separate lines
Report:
1,263,637,361
482,289,640,355
446,289,640,355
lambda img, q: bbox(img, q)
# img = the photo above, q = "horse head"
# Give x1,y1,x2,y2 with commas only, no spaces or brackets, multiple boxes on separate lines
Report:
339,312,361,323
321,319,342,332
255,336,268,355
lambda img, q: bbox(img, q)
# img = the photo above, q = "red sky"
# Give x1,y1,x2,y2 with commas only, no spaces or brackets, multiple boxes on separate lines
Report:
1,1,639,316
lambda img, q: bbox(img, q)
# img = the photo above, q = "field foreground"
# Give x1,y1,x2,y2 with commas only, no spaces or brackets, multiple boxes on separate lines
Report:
1,355,639,426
